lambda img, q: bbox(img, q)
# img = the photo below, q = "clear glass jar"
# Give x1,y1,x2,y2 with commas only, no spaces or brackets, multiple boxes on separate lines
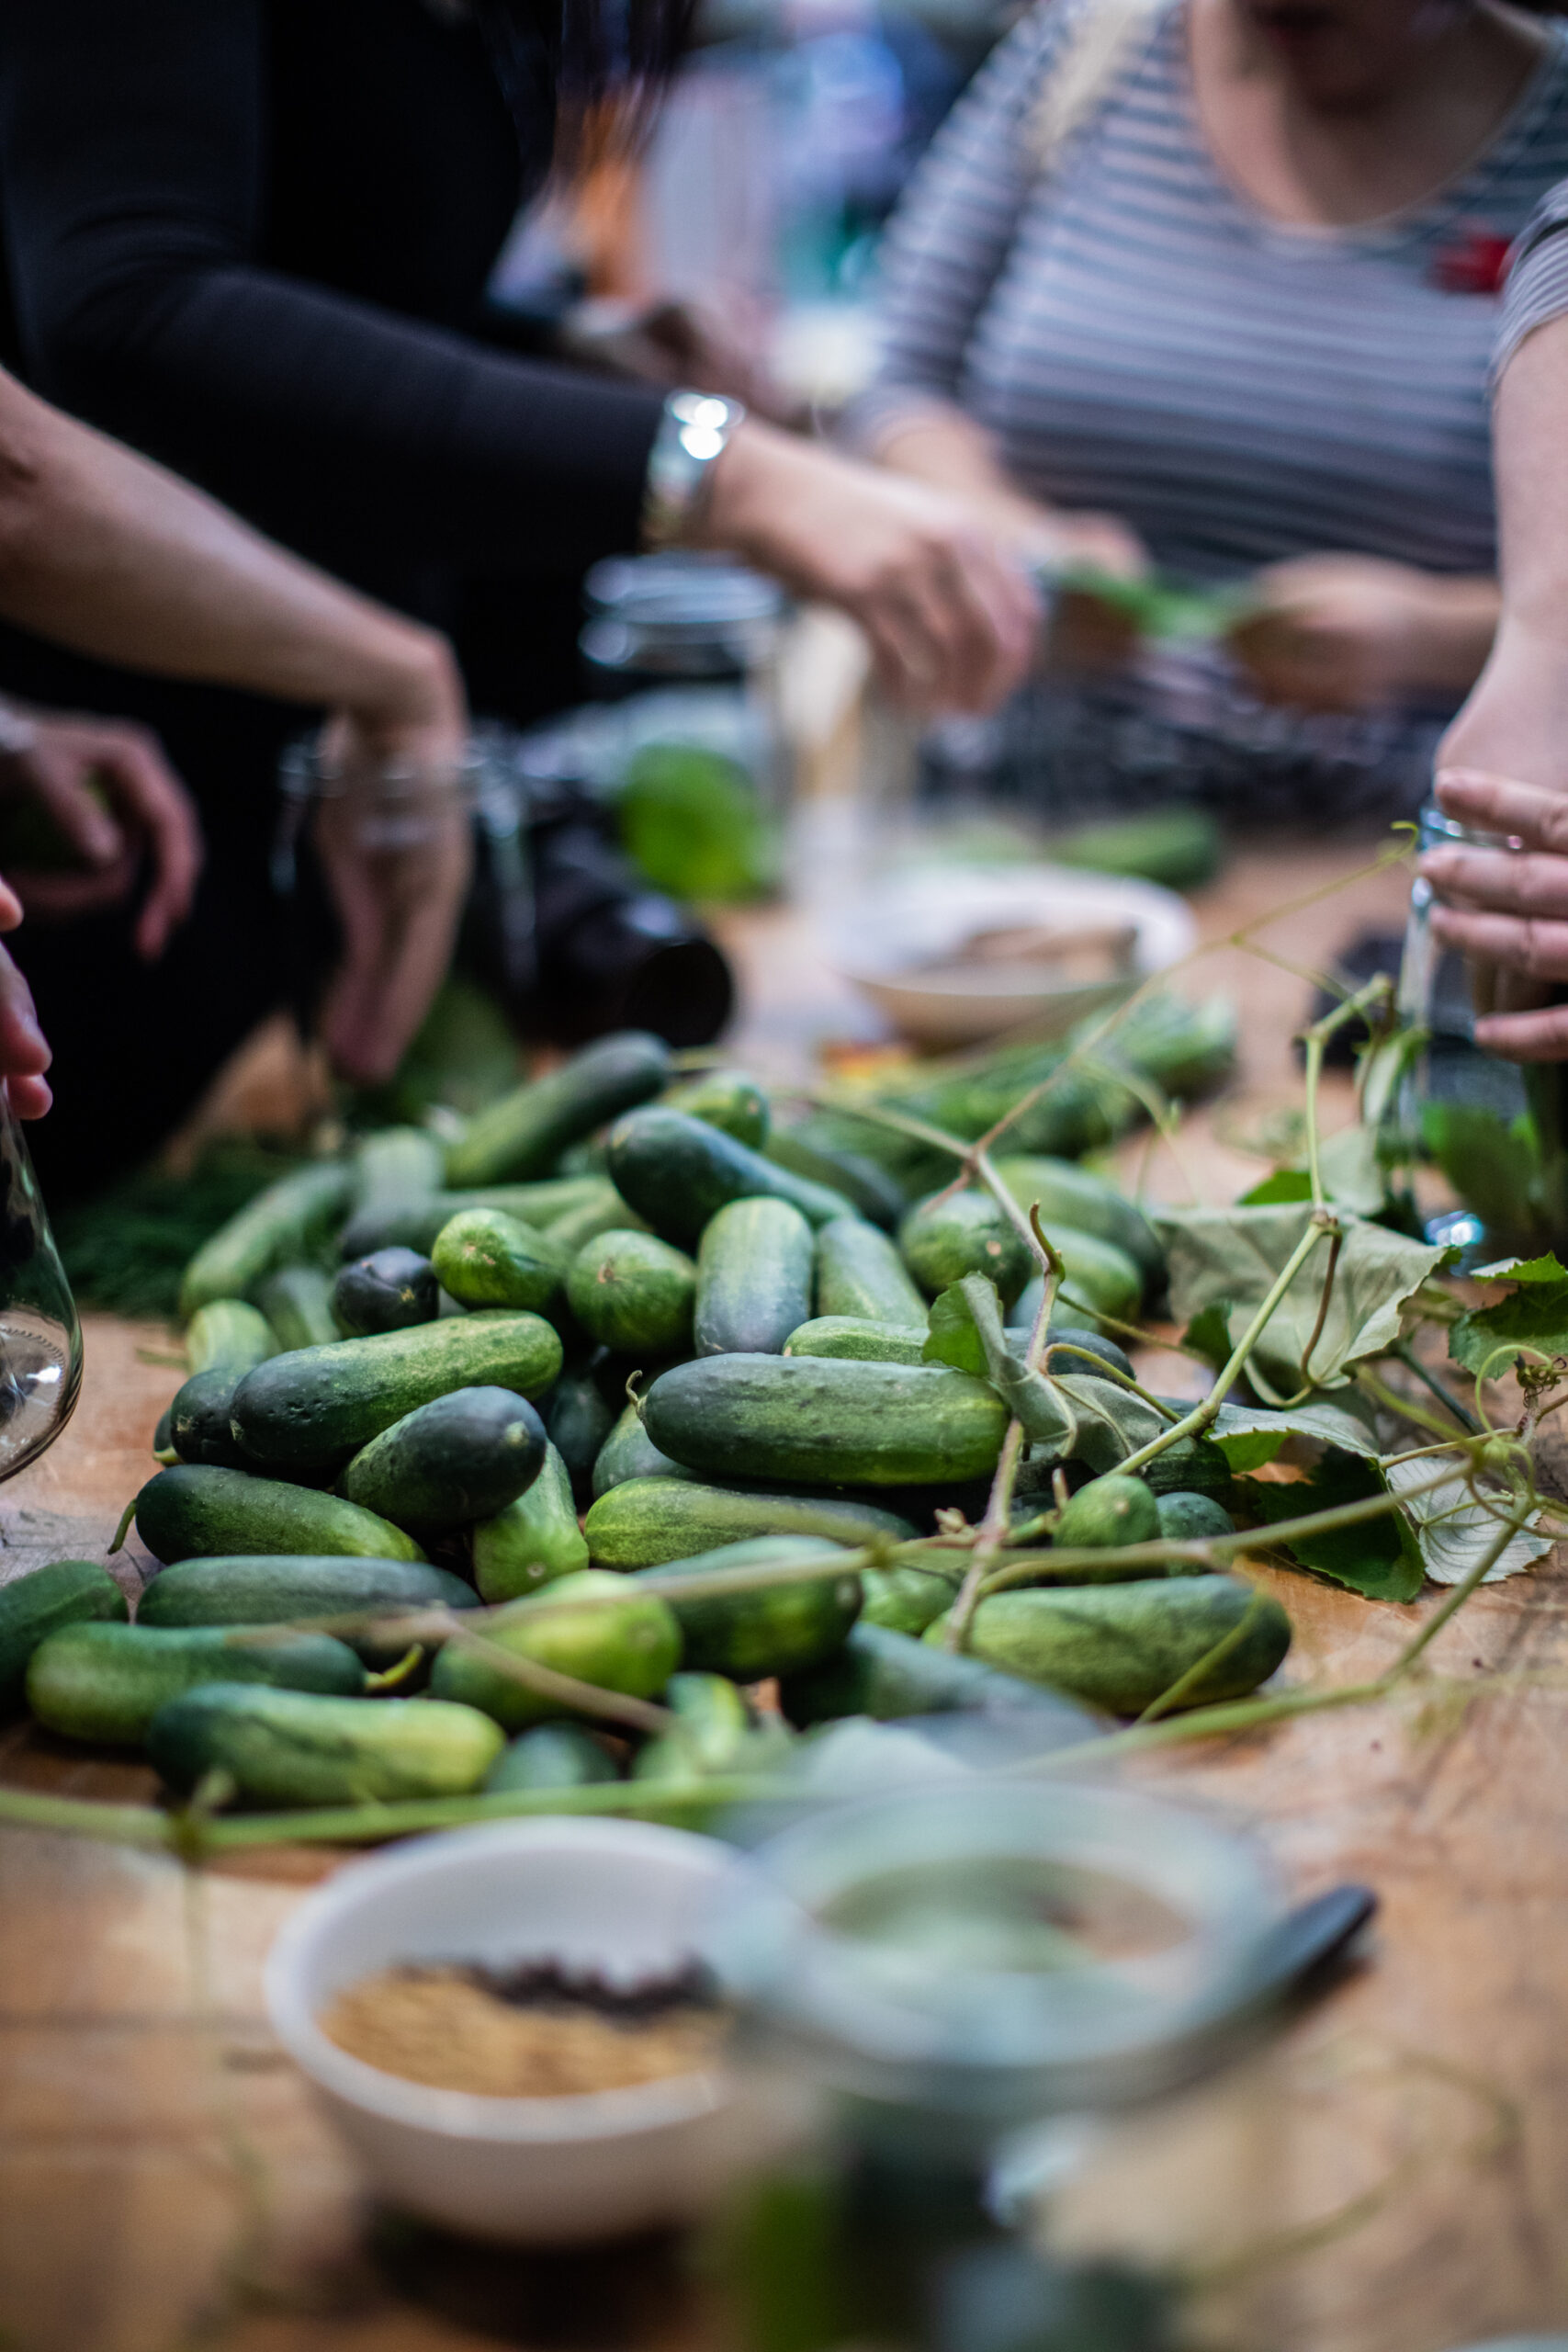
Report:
0,1085,81,1477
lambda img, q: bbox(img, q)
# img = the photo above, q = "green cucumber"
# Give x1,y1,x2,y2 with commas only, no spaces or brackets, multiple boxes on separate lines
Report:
185,1299,276,1375
485,1723,618,1793
586,1477,916,1568
137,1555,476,1662
663,1069,769,1148
333,1248,439,1337
643,1354,1009,1487
899,1190,1032,1306
815,1217,927,1324
606,1107,861,1248
1138,1438,1241,1509
591,1403,694,1498
1005,1228,1143,1333
541,1184,648,1258
472,1441,590,1600
0,1561,128,1710
429,1568,682,1731
781,1619,1080,1726
132,1464,426,1565
1030,1324,1136,1384
1156,1491,1235,1542
1054,1475,1159,1549
180,1164,354,1319
634,1536,861,1679
695,1198,813,1357
346,1126,445,1247
340,1179,609,1263
567,1230,695,1355
859,1560,964,1637
446,1032,671,1187
431,1207,566,1313
765,1130,906,1229
343,1386,547,1534
544,1368,618,1498
784,1317,929,1365
926,1574,1291,1713
256,1265,340,1353
168,1366,249,1468
28,1621,365,1745
632,1670,760,1781
149,1684,503,1804
229,1312,562,1467
992,1156,1164,1290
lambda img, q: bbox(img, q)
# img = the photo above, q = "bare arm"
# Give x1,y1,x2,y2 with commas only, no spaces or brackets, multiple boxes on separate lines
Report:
868,406,1145,578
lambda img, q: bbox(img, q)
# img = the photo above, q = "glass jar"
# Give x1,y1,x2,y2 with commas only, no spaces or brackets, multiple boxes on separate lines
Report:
0,1085,81,1478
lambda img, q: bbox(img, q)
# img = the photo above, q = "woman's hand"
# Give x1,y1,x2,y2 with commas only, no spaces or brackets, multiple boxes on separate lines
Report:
0,709,202,957
1229,555,1498,712
1419,768,1568,1061
0,874,51,1119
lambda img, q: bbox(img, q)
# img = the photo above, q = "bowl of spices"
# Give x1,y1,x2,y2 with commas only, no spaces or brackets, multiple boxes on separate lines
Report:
265,1817,792,2244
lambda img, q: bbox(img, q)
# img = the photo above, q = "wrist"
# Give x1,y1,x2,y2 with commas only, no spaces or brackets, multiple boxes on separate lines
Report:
692,415,798,566
350,628,467,764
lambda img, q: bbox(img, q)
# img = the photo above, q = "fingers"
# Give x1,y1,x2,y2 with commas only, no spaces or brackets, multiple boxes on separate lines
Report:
0,940,51,1114
314,800,471,1084
12,744,122,870
0,876,22,931
82,727,204,959
863,534,1038,714
1422,843,1568,923
1434,767,1568,854
1472,999,1568,1063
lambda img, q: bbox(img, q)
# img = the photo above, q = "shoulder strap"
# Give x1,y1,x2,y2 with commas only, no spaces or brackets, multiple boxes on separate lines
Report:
1027,0,1169,175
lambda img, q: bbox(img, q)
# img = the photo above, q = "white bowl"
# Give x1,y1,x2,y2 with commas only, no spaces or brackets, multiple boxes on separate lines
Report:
265,1817,798,2245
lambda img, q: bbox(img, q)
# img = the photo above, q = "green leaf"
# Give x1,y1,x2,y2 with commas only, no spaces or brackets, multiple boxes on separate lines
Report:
1248,1454,1426,1603
1217,1430,1287,1474
923,1280,990,1379
1471,1253,1568,1285
1239,1170,1313,1206
1450,1262,1568,1376
1236,1131,1383,1217
1182,1302,1234,1370
1212,1393,1384,1462
1381,1454,1549,1586
1420,1102,1542,1241
921,1275,1165,1467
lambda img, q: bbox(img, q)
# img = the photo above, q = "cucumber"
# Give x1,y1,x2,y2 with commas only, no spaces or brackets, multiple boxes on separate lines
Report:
784,1317,929,1366
472,1441,590,1600
992,1157,1164,1290
632,1670,758,1781
859,1560,964,1637
695,1198,813,1357
485,1723,618,1793
765,1131,906,1230
180,1164,354,1319
780,1619,1080,1726
446,1032,671,1187
606,1108,860,1248
28,1621,365,1745
542,1184,649,1258
1156,1491,1235,1542
1138,1438,1241,1509
814,1217,927,1325
133,1464,426,1565
663,1069,769,1148
167,1367,249,1468
333,1248,440,1337
185,1299,276,1375
340,1179,609,1263
230,1312,562,1467
429,1569,682,1731
643,1354,1009,1487
591,1403,694,1498
347,1126,445,1243
0,1561,128,1709
544,1368,618,1498
634,1536,861,1679
1032,1324,1136,1385
432,1207,566,1313
1005,1230,1143,1332
257,1264,340,1353
137,1555,477,1662
1054,1475,1159,1549
149,1683,503,1804
586,1477,916,1568
899,1191,1032,1307
567,1230,695,1356
343,1386,547,1534
927,1575,1292,1714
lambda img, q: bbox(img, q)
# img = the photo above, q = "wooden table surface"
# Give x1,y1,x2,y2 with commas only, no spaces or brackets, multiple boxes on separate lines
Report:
4,838,1565,2352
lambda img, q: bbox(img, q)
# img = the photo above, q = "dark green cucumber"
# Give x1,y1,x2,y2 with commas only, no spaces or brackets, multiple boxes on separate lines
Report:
927,1574,1292,1714
643,1354,1009,1487
1137,1438,1241,1509
815,1217,927,1324
541,1184,648,1257
345,1126,445,1250
784,1317,928,1365
765,1131,906,1229
343,1386,547,1533
663,1069,770,1148
132,1464,426,1565
0,1561,128,1709
781,1619,1082,1726
1054,1474,1160,1549
606,1107,860,1248
28,1620,365,1745
431,1207,566,1313
168,1367,249,1468
333,1248,440,1337
257,1264,340,1352
634,1536,861,1679
180,1164,354,1318
1004,1227,1144,1332
585,1477,916,1568
1156,1491,1235,1542
229,1312,562,1467
544,1368,618,1499
472,1440,590,1600
149,1684,503,1804
446,1032,671,1187
567,1230,695,1355
429,1569,682,1731
695,1198,813,1357
185,1299,276,1375
991,1156,1164,1290
859,1560,964,1637
1029,1324,1136,1385
898,1190,1033,1306
137,1555,476,1662
339,1178,609,1262
591,1403,694,1498
486,1723,618,1793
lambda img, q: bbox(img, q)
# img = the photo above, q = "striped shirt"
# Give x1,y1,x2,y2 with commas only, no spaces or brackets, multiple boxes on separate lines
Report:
1498,175,1568,367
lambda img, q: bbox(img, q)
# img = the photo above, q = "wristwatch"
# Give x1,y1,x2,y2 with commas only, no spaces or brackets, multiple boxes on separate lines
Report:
640,390,746,552
0,701,38,759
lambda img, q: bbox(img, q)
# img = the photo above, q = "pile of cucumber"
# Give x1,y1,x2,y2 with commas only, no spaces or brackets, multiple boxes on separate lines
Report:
2,1019,1290,1822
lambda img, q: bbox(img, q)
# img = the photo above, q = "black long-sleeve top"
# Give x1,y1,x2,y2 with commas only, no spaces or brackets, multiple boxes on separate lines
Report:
0,0,667,602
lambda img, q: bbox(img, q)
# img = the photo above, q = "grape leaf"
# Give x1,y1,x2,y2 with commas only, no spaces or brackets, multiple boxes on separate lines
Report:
922,1275,1165,1466
1247,1453,1426,1603
1238,1128,1384,1216
1382,1453,1549,1587
1450,1252,1568,1376
1212,1393,1383,1462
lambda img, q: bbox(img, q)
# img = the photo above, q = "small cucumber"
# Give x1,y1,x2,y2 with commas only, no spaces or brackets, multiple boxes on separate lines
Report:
333,1248,440,1337
432,1207,566,1313
185,1299,276,1375
542,1184,649,1257
168,1367,250,1468
585,1477,916,1568
1138,1438,1241,1508
1156,1491,1235,1542
643,1354,1009,1487
256,1265,340,1352
1054,1475,1159,1549
591,1403,694,1498
339,1178,609,1263
635,1536,861,1679
663,1069,770,1148
347,1126,445,1238
781,1619,1078,1726
343,1386,547,1533
485,1723,618,1793
992,1156,1164,1290
544,1368,618,1498
765,1131,906,1229
607,1107,860,1249
472,1441,590,1600
230,1312,562,1467
429,1568,682,1731
695,1198,813,1357
899,1190,1032,1306
784,1317,929,1365
567,1229,695,1355
133,1464,426,1565
0,1561,128,1710
180,1164,354,1319
149,1684,503,1804
1032,1324,1136,1385
137,1555,476,1662
446,1032,671,1187
815,1218,927,1324
1006,1230,1142,1332
28,1620,365,1745
859,1560,964,1637
632,1670,757,1781
927,1574,1292,1714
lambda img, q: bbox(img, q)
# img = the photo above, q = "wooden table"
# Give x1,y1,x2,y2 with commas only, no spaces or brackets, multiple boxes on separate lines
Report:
5,839,1565,2352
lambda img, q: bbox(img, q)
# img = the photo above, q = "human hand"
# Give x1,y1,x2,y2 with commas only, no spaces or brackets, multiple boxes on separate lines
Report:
1419,768,1568,1062
1229,555,1497,713
0,875,51,1119
0,710,202,958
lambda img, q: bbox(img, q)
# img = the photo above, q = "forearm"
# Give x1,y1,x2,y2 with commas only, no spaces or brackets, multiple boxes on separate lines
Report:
870,405,1063,553
1492,312,1568,651
1403,573,1500,696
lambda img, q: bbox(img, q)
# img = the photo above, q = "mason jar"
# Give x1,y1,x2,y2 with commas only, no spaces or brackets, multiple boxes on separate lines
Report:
0,1084,81,1479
